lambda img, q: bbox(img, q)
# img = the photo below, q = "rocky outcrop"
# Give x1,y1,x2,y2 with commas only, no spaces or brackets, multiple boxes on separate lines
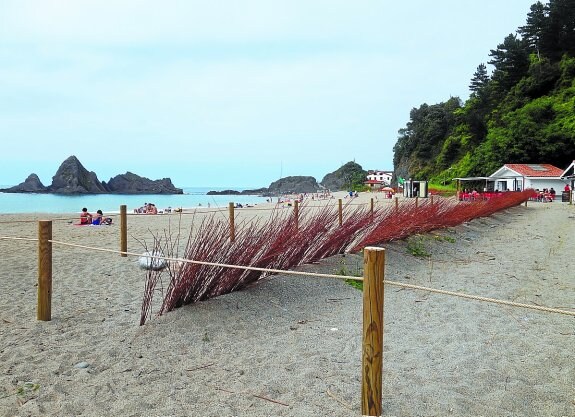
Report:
1,174,47,193
49,156,108,194
104,172,183,194
1,155,183,195
268,176,320,194
206,189,241,195
320,161,367,191
207,178,321,196
207,187,268,196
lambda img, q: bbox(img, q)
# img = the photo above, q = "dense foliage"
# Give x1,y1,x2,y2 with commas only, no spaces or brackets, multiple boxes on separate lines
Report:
393,0,575,184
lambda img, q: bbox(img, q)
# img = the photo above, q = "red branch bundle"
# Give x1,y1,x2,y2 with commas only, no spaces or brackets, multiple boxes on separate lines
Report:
140,190,532,324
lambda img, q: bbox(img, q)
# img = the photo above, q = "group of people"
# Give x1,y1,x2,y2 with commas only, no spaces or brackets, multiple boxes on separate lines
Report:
535,187,556,202
80,208,112,225
134,203,162,214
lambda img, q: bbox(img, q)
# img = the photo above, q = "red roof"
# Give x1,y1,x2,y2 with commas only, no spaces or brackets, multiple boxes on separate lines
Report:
505,164,563,177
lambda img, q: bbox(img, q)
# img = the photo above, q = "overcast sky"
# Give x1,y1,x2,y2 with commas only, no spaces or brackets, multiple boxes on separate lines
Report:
0,0,537,188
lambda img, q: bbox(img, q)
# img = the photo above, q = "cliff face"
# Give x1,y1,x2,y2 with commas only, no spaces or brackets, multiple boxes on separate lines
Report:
104,172,183,194
49,156,108,194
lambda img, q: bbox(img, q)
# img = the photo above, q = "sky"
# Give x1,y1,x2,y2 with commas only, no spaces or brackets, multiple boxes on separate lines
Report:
0,0,538,189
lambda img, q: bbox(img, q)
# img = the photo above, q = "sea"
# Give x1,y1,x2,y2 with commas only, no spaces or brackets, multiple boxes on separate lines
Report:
0,186,269,214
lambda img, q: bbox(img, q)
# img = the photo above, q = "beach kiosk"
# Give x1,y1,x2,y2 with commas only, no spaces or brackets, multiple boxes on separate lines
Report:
403,180,428,198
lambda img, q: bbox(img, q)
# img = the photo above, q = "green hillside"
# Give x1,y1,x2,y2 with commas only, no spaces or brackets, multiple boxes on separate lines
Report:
393,0,575,185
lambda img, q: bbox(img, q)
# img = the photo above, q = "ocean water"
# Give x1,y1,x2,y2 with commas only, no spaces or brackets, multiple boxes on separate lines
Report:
0,187,268,214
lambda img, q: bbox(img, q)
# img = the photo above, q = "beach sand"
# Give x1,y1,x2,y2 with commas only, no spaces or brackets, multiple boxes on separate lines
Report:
0,194,574,416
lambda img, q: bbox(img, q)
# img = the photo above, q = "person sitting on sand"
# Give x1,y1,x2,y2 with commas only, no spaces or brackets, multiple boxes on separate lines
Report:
80,207,92,225
92,209,112,225
146,203,158,214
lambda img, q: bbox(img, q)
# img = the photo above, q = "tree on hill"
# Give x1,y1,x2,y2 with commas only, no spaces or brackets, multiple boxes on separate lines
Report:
392,0,575,184
469,63,490,97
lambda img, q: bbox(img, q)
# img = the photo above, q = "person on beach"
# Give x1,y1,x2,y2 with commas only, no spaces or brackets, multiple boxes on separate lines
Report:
92,210,112,225
80,207,92,225
146,203,158,214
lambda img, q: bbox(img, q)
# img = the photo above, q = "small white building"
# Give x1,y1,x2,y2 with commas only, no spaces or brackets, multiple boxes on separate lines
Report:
365,170,393,190
489,163,565,192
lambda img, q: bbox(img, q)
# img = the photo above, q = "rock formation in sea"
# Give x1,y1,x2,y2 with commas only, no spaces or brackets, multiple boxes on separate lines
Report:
207,162,367,196
49,156,109,194
1,174,48,193
0,155,183,195
104,172,183,194
207,177,321,196
267,176,320,194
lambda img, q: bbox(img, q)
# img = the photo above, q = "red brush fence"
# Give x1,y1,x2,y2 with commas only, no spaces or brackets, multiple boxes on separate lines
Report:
140,190,532,324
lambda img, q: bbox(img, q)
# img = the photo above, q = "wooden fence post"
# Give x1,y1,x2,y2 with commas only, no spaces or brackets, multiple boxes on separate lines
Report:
229,202,235,242
394,196,398,211
362,247,385,416
38,220,52,321
294,199,299,231
120,205,127,257
338,199,343,226
415,196,419,208
370,198,374,221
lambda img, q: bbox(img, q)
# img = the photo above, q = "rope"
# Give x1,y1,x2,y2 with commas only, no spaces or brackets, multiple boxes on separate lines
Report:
0,235,39,242
382,281,575,317
48,239,351,280
48,239,575,317
2,235,572,317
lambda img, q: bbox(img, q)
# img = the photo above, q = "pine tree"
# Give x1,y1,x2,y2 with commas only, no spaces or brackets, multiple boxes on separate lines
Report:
469,63,490,95
518,1,548,58
488,34,530,91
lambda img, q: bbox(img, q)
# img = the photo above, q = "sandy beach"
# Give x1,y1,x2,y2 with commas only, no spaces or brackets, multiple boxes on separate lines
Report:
0,193,574,417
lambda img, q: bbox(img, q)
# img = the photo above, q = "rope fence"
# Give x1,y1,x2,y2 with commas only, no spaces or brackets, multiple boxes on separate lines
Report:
2,229,574,318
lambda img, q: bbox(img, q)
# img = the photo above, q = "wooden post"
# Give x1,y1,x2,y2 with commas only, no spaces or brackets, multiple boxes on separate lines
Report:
370,198,374,221
229,202,235,242
394,196,398,211
37,220,52,321
338,198,343,226
430,194,434,205
570,190,573,205
415,196,419,208
362,247,385,416
120,205,127,257
294,199,299,231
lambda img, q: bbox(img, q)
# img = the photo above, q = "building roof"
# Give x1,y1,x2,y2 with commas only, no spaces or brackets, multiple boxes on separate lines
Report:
561,160,575,178
500,164,563,177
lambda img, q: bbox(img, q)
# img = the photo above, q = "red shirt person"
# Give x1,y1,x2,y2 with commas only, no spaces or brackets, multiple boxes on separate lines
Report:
80,207,92,225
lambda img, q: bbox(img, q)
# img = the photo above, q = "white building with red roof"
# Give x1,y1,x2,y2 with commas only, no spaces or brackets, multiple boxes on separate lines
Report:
364,170,393,190
489,163,565,192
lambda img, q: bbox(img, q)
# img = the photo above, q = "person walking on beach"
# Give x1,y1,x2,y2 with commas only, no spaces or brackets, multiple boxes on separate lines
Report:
80,207,92,225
